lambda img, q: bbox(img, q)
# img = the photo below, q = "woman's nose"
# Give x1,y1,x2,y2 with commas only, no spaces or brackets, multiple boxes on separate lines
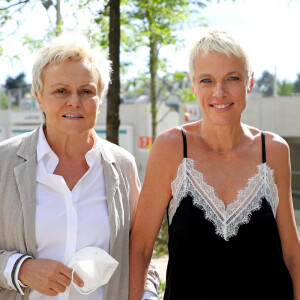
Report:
213,82,227,97
67,93,81,106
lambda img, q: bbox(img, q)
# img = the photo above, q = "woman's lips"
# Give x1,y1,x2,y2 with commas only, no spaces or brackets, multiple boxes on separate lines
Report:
210,103,233,110
63,114,84,118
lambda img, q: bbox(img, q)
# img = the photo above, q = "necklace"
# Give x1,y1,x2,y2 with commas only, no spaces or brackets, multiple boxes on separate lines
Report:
199,125,242,154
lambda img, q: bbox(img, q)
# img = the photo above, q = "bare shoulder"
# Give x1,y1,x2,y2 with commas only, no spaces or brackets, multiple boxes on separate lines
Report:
147,126,185,180
246,125,289,157
152,126,184,157
264,131,290,170
264,131,289,157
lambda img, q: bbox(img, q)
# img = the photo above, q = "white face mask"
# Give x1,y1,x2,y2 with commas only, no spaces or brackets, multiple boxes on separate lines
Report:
68,247,119,295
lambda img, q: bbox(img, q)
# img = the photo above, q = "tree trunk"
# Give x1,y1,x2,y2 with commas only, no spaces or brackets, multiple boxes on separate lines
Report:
150,37,158,140
106,0,120,144
55,0,62,30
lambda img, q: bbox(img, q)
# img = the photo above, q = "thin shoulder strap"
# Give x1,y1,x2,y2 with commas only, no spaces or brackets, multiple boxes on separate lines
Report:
180,127,187,158
261,131,266,163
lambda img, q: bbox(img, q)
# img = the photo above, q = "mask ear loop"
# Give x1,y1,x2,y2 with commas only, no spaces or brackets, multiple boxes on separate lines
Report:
71,264,99,295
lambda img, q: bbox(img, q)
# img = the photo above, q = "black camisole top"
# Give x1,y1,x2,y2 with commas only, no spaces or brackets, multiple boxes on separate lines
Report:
164,129,293,300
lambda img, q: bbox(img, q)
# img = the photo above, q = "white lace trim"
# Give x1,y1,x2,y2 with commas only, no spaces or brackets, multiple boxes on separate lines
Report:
169,158,279,241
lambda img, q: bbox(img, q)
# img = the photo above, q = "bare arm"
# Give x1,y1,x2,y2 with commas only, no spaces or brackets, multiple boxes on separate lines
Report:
127,151,160,297
129,128,182,300
266,132,300,299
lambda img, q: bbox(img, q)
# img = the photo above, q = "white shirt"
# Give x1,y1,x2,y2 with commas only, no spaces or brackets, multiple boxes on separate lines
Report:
4,127,156,300
6,127,110,300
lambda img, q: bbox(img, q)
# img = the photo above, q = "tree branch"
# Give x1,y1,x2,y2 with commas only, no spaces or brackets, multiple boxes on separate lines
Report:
157,107,173,124
97,0,111,17
0,0,30,11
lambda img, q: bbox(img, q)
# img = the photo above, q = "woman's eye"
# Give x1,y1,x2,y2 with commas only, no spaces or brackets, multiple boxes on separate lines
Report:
56,89,66,94
200,78,212,83
83,89,92,94
228,76,239,81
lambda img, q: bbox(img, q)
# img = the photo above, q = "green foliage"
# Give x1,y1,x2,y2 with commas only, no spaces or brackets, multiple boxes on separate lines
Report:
0,91,8,109
23,18,64,51
4,72,27,89
23,35,44,51
176,87,197,102
76,0,110,49
158,280,166,299
154,214,169,257
126,0,208,51
0,0,64,53
123,72,150,96
293,73,300,93
0,6,12,27
257,70,275,97
123,70,195,104
277,80,293,96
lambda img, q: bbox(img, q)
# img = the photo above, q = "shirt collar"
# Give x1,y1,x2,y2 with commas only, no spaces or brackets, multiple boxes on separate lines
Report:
85,130,101,167
37,125,55,162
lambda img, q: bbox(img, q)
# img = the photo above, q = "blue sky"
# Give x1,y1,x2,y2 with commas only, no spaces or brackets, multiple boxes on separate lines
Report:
1,0,300,85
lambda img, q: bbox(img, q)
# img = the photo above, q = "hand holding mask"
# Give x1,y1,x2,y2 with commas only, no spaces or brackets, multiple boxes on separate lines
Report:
68,247,119,295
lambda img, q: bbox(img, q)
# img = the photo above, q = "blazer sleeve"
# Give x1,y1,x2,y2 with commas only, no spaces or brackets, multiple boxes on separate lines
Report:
0,250,18,290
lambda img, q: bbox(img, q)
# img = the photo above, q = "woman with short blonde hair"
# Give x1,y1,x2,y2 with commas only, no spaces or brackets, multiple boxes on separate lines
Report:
130,28,300,300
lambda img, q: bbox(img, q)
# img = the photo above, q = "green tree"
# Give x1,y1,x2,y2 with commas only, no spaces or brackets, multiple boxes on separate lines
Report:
4,72,27,90
128,0,208,140
277,79,293,96
83,0,203,143
0,1,62,39
4,72,30,107
257,70,275,97
79,0,122,144
0,90,8,109
124,70,196,109
1,0,122,143
293,72,300,93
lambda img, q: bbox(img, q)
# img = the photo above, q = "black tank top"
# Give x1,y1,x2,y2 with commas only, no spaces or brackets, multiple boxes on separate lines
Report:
164,129,293,300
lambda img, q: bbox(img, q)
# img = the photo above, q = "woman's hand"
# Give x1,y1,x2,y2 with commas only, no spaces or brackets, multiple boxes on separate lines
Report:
18,258,83,296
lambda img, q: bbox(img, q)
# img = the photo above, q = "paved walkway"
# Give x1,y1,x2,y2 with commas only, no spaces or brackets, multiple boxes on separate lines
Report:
154,210,300,283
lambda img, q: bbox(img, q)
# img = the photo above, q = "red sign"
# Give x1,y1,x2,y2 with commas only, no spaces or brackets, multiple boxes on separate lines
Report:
139,136,152,149
184,103,200,122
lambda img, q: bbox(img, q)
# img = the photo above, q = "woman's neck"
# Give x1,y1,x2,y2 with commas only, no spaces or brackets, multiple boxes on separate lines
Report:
43,126,95,159
199,120,243,154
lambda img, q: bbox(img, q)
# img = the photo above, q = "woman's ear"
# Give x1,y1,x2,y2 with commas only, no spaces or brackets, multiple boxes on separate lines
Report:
190,76,196,96
35,91,43,110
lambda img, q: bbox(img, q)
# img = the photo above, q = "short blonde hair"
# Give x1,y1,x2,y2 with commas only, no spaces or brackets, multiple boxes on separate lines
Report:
32,32,112,100
189,28,253,86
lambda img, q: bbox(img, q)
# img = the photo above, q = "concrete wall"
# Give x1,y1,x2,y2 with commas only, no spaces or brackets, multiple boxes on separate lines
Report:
242,97,300,137
243,97,300,208
97,103,179,181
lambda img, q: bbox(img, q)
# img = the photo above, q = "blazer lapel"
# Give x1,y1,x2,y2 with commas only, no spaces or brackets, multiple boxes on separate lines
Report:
98,139,120,251
14,129,39,257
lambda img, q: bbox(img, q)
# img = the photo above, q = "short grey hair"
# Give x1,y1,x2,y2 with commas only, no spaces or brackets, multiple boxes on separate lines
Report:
32,32,112,100
189,28,253,85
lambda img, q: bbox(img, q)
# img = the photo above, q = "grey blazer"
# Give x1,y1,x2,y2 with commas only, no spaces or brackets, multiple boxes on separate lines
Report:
0,128,158,300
